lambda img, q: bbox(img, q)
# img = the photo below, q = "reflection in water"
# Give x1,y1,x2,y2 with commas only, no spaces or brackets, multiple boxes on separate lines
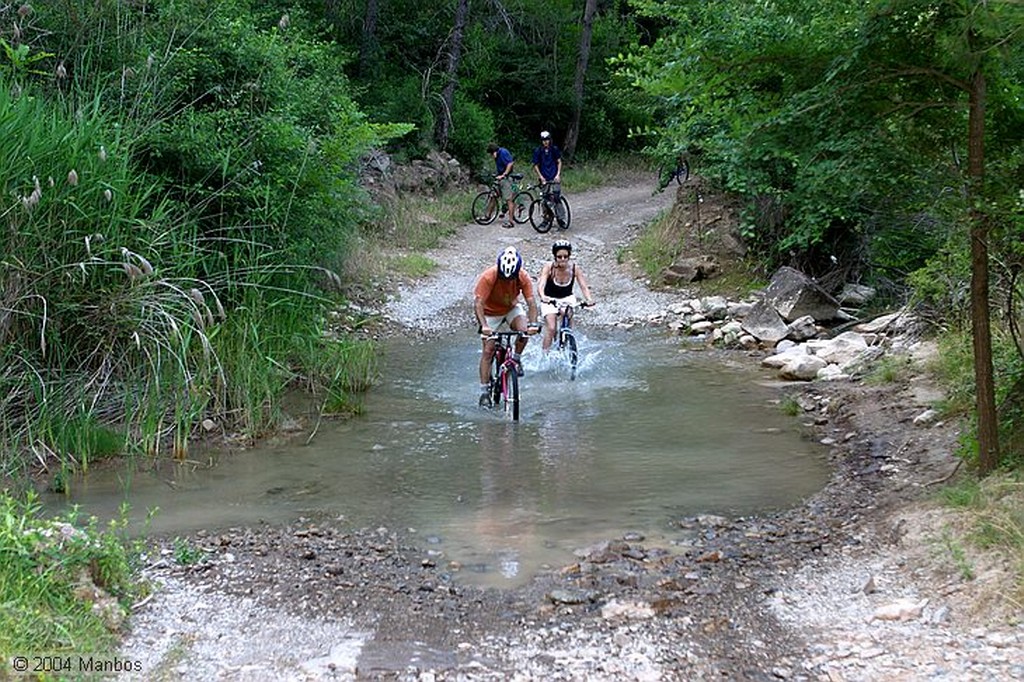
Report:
45,328,830,588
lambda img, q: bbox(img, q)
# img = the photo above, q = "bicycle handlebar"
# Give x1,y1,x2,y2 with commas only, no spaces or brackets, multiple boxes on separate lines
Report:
541,300,594,309
482,326,540,341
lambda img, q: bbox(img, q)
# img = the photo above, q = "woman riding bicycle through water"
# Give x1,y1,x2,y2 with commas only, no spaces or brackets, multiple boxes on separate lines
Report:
474,246,541,407
536,239,594,352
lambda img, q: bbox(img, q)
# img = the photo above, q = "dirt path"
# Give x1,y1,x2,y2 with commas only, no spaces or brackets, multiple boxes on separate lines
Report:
386,173,678,333
118,178,1023,681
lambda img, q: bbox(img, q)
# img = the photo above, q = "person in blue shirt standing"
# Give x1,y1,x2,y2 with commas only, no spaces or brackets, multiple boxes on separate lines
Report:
487,143,517,228
531,130,566,230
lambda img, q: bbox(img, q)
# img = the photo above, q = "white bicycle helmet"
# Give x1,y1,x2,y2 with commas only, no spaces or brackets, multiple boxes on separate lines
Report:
551,239,572,256
540,130,551,140
497,247,522,279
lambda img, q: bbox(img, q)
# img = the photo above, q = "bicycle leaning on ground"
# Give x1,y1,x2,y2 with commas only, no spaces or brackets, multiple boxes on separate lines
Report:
553,301,590,380
656,154,690,192
484,331,525,420
528,181,572,233
472,173,531,225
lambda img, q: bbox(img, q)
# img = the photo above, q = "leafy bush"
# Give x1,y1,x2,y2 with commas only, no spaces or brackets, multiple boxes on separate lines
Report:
447,94,496,167
0,493,142,655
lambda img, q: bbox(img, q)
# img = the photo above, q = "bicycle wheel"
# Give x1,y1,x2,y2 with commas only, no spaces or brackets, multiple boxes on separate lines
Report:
472,191,499,225
565,331,578,380
502,366,520,421
511,191,532,224
556,196,571,230
658,159,689,189
489,356,502,407
675,158,690,185
529,199,553,233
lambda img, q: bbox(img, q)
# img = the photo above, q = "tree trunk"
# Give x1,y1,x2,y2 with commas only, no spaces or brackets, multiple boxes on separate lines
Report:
967,66,1000,474
563,0,597,160
436,0,469,151
359,0,381,80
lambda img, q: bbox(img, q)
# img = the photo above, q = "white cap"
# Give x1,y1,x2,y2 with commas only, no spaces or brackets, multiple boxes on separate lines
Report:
540,130,551,140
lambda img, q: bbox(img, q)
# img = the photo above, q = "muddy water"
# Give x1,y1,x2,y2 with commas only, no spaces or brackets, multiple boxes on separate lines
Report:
47,328,829,588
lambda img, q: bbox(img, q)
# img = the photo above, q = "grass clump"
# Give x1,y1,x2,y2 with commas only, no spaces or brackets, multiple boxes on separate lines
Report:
779,395,802,417
940,474,1024,605
0,493,143,657
394,254,437,278
866,355,912,385
565,153,650,191
629,210,680,281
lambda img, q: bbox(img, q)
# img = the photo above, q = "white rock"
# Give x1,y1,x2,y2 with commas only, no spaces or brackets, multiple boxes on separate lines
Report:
871,598,929,622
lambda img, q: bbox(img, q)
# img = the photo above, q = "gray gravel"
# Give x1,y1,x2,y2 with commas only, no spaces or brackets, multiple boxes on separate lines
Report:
117,178,1024,681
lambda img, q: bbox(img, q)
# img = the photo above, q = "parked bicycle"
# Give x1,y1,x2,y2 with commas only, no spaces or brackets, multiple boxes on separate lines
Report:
554,301,590,380
528,181,572,233
472,173,531,225
484,331,525,420
656,154,690,192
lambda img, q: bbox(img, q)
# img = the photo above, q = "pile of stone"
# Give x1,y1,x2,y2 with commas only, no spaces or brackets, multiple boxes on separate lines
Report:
358,148,470,204
640,266,921,382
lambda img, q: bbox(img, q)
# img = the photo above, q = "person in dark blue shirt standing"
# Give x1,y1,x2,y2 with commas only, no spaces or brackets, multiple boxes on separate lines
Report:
531,130,567,230
487,143,517,228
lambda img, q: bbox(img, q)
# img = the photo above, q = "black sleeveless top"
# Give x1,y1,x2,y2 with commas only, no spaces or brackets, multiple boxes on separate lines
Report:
543,263,575,298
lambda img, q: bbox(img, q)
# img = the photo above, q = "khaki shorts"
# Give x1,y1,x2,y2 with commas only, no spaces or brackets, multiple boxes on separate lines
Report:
498,176,515,201
480,303,527,333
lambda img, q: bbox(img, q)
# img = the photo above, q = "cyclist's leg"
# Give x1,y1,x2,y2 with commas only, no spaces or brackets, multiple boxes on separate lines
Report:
548,182,567,226
508,307,529,354
557,196,571,229
478,314,502,405
498,176,515,226
539,299,558,351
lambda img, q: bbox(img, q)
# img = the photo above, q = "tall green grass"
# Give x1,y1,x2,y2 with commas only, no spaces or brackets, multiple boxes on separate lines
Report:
0,84,225,474
0,1,397,477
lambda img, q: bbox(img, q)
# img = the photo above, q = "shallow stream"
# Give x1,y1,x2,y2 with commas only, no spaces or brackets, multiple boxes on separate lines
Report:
47,327,829,588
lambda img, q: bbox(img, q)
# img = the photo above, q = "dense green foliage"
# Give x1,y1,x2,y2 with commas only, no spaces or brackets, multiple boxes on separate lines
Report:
619,0,1023,285
309,0,647,164
616,0,1024,467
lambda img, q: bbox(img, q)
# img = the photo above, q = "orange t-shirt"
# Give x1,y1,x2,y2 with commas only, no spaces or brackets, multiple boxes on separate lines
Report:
475,266,535,316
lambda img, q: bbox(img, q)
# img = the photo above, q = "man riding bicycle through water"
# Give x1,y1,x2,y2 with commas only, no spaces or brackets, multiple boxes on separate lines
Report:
474,246,541,407
536,239,594,352
532,130,567,230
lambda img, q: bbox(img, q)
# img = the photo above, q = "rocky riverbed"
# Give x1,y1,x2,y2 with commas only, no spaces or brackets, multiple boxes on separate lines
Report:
117,176,1023,680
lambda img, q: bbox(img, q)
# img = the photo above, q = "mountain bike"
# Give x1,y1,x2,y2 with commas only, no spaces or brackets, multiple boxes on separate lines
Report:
656,154,690,192
485,331,525,420
553,301,590,380
528,181,572,233
472,173,530,225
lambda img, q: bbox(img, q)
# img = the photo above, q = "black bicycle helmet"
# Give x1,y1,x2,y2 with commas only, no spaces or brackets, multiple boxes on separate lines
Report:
551,239,572,257
497,246,522,279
